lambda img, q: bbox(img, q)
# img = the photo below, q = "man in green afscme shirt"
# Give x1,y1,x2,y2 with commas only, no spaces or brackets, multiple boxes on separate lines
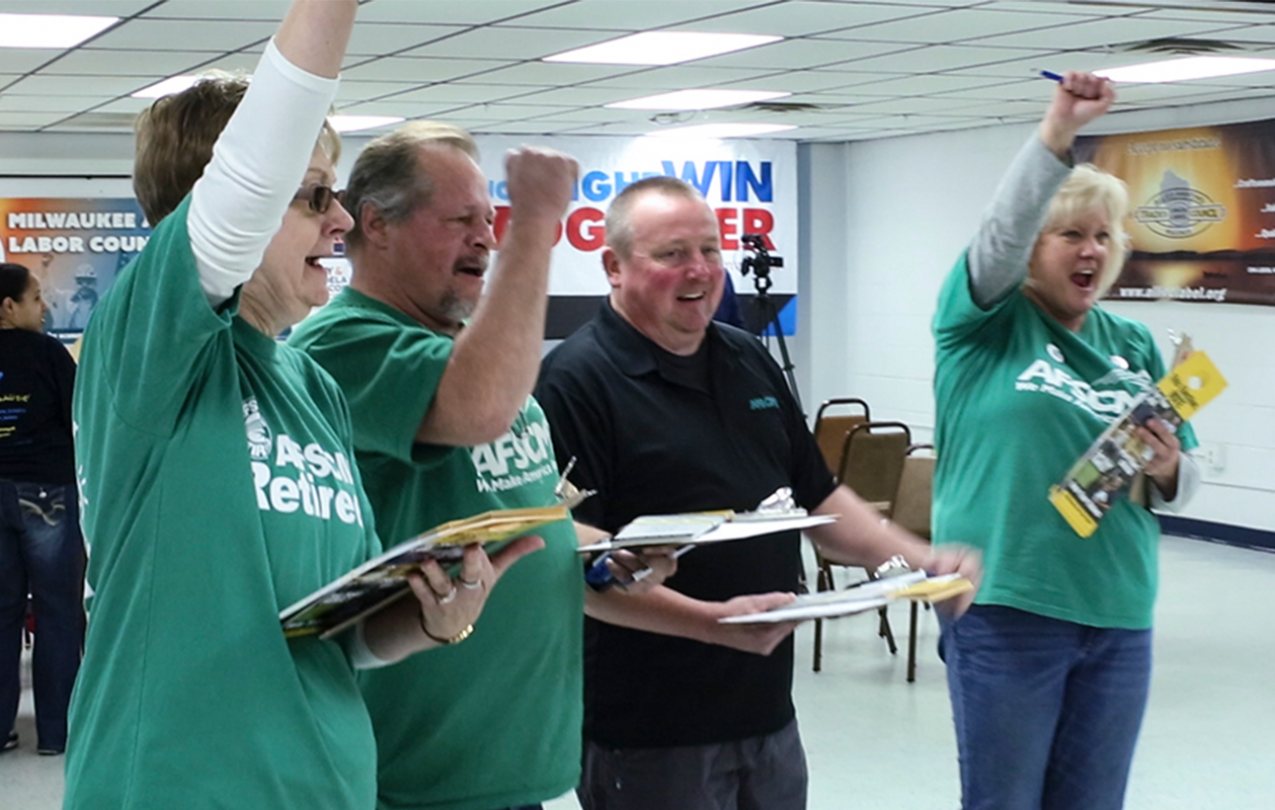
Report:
293,122,670,810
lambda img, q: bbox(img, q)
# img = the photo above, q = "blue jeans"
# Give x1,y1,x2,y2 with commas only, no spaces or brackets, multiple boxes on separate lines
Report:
0,481,86,752
939,605,1151,810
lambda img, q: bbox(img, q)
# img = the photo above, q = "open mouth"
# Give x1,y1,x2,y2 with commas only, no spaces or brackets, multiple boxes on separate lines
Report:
305,255,326,270
677,292,706,301
1071,270,1096,290
454,257,488,279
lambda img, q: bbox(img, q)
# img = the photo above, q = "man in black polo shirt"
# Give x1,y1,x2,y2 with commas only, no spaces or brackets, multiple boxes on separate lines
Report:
535,176,980,810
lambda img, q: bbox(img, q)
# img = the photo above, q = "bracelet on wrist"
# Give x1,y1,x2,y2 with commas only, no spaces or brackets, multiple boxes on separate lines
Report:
419,611,474,646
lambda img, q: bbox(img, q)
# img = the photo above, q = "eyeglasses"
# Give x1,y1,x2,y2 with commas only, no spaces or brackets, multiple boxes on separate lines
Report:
293,183,338,214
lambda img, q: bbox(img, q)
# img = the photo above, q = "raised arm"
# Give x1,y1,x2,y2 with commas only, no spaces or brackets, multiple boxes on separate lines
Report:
188,0,356,307
417,148,579,445
967,71,1115,308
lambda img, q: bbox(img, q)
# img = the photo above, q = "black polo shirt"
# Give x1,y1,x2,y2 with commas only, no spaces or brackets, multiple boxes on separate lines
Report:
536,299,836,748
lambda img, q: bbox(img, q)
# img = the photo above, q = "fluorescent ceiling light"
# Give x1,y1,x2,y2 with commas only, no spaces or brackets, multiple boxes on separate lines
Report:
1095,56,1275,83
132,76,200,99
645,123,797,139
329,115,405,133
545,32,782,66
0,13,117,49
608,89,791,111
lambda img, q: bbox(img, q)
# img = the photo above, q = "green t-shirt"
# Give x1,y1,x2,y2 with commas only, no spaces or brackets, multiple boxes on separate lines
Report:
68,197,381,810
932,253,1197,629
290,288,583,810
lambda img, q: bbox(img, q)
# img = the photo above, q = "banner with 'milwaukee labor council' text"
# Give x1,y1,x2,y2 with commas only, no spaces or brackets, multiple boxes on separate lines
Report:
1077,119,1275,307
0,197,151,337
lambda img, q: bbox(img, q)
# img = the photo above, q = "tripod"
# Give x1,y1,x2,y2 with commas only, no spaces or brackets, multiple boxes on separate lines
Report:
740,235,803,416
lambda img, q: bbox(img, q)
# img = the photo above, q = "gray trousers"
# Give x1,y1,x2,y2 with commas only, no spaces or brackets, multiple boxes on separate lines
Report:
578,719,807,810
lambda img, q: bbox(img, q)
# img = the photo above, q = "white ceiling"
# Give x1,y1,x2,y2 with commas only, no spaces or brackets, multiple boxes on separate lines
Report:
3,0,1275,141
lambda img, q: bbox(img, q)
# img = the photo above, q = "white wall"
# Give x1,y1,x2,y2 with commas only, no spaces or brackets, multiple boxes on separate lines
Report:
798,99,1275,533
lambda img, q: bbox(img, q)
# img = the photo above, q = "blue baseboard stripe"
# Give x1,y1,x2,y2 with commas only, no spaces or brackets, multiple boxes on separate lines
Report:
1158,515,1275,552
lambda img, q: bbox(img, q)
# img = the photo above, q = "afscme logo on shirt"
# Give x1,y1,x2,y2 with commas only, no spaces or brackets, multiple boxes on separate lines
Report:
244,397,364,526
1014,359,1147,421
470,421,557,493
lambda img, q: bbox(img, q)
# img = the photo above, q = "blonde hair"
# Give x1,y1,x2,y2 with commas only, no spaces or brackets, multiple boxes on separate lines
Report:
342,121,480,250
133,73,340,226
1038,163,1130,295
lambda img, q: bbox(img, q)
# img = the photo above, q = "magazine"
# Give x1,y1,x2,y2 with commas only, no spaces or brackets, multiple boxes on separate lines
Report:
719,572,974,624
577,512,836,553
1049,349,1227,538
279,505,569,639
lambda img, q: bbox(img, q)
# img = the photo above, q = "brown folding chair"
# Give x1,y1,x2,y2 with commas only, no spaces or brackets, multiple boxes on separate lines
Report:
891,443,935,682
811,398,870,478
811,421,911,672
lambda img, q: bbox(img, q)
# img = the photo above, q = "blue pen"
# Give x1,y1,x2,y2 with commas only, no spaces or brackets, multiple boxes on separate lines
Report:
585,545,693,591
1040,70,1064,82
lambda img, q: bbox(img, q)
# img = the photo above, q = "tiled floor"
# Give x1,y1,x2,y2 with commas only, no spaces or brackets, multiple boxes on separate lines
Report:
6,535,1273,809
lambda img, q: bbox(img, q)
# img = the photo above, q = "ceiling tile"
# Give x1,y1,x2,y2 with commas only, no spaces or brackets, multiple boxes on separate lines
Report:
507,0,777,31
2,74,154,97
833,94,981,115
671,1,936,38
400,26,610,60
1127,7,1275,26
823,43,1045,73
337,99,461,119
0,1,153,14
500,85,655,106
0,111,69,129
461,102,581,119
345,23,467,57
92,97,150,114
830,73,1031,96
41,48,213,77
357,1,569,26
336,80,432,104
688,38,913,70
967,15,1238,50
974,1,1115,16
938,98,1054,118
815,7,1078,44
379,83,531,106
89,18,277,51
341,56,515,84
581,64,785,89
0,94,106,113
0,50,62,73
450,61,648,86
1189,23,1275,46
138,0,292,20
709,69,904,93
0,0,1271,140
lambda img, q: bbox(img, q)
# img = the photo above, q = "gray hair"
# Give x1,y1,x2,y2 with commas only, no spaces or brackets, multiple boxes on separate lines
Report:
343,121,479,249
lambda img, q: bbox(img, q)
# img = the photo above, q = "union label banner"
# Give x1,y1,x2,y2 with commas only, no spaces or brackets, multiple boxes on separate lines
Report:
1078,120,1275,307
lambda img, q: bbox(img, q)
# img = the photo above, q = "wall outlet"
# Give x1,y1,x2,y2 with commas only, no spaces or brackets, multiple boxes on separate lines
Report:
1198,443,1227,472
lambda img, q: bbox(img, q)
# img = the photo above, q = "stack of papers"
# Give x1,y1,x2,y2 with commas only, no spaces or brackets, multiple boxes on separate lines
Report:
719,572,973,624
578,512,836,554
280,505,568,638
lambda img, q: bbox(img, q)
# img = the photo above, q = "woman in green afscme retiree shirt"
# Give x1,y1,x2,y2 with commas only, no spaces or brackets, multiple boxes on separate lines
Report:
64,2,538,809
931,71,1201,810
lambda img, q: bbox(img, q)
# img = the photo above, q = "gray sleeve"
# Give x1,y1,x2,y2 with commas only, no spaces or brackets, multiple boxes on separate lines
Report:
967,136,1075,308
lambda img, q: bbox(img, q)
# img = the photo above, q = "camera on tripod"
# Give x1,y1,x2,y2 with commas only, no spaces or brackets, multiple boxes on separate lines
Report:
739,234,783,289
